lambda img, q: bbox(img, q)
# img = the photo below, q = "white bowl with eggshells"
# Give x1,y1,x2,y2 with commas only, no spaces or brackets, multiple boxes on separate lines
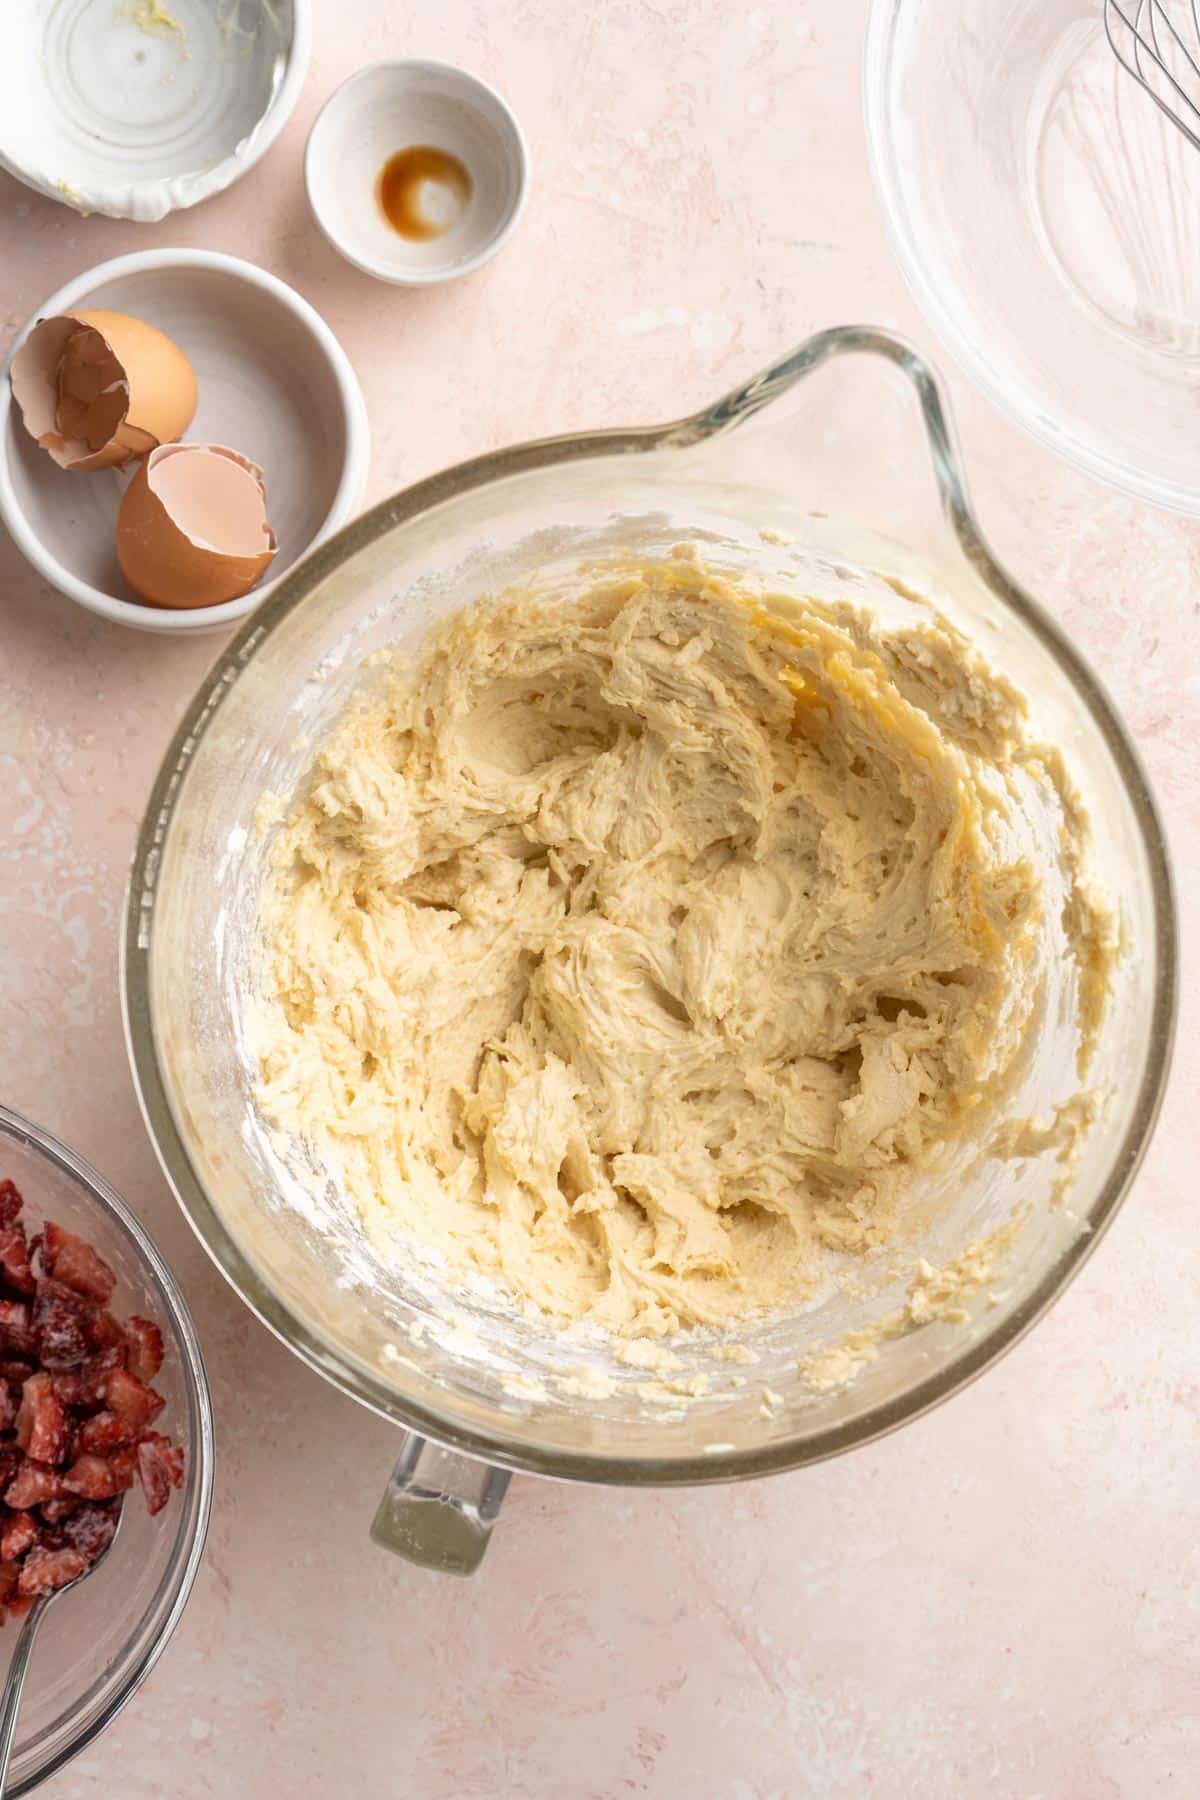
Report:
0,0,312,223
305,60,529,285
0,250,370,635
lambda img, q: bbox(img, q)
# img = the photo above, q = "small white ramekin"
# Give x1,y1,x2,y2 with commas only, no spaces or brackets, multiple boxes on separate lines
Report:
305,60,529,286
0,250,370,636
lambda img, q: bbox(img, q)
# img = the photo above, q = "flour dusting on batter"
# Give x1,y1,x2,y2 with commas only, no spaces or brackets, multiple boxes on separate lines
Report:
255,558,1111,1340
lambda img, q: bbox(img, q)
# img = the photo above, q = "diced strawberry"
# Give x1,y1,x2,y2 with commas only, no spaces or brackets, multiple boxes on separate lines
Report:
63,1502,118,1562
142,1431,183,1481
41,1224,116,1304
61,1454,119,1500
6,1461,64,1508
16,1372,70,1464
0,1227,35,1298
84,1309,123,1353
0,1384,14,1433
0,1563,17,1606
108,1447,138,1490
0,1360,35,1388
51,1346,126,1408
49,1370,96,1410
0,1182,22,1228
40,1496,82,1525
103,1368,164,1432
137,1448,172,1516
14,1382,33,1451
0,1301,36,1359
0,1512,39,1561
7,1595,33,1620
124,1316,164,1382
136,1435,185,1516
32,1282,91,1368
0,1447,22,1492
79,1410,135,1454
17,1546,86,1596
63,1452,135,1501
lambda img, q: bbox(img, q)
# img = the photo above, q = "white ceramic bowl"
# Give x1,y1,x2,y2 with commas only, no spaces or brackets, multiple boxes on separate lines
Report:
305,60,529,285
0,251,370,636
0,0,312,223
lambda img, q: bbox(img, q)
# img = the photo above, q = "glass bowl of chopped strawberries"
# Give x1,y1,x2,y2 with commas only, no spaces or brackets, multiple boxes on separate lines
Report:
0,1103,213,1795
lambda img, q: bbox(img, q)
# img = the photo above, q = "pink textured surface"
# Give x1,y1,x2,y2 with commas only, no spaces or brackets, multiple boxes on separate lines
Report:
0,2,1196,1795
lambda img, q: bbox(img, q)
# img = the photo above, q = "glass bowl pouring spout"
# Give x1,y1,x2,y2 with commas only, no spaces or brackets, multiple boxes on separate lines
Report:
122,326,1176,1575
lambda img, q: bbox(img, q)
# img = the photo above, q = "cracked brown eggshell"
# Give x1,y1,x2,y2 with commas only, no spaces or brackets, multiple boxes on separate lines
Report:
8,309,198,472
115,441,277,610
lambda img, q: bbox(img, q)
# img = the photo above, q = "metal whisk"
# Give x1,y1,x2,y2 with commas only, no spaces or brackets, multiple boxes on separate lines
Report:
1106,0,1200,149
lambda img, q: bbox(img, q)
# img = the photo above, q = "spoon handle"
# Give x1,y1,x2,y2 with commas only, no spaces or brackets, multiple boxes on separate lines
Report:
0,1595,49,1794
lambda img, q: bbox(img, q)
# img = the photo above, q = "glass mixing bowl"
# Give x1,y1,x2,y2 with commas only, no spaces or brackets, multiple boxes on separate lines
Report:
122,327,1175,1574
866,0,1200,515
0,1105,213,1791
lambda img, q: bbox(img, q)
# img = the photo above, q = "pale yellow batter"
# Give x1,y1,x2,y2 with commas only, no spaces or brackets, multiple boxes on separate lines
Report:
257,559,1107,1338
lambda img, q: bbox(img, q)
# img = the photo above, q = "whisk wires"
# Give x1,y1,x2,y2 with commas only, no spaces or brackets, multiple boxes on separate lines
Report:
1105,0,1200,150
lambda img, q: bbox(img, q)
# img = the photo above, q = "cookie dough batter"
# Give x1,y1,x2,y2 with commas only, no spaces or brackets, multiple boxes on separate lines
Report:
257,559,1107,1337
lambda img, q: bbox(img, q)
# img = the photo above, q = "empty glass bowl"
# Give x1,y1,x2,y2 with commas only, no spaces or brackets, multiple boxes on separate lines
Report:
866,0,1200,514
0,1104,213,1795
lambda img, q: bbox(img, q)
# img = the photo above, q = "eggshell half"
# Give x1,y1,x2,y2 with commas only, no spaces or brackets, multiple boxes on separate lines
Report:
8,309,198,472
116,442,277,610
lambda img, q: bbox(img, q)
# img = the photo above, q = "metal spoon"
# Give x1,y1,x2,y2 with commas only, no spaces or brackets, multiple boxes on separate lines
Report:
0,1509,122,1793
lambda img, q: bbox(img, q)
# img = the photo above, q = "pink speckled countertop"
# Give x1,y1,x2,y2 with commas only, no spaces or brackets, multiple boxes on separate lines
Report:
1,2,1196,1795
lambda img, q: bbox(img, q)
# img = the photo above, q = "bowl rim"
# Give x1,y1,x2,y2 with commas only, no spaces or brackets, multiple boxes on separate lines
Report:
121,325,1178,1488
0,247,370,635
863,0,1200,518
0,1101,214,1795
0,1,313,223
303,58,530,286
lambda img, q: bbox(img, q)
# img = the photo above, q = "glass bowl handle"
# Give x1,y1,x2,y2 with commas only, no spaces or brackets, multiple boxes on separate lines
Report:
662,325,979,558
371,1433,511,1575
